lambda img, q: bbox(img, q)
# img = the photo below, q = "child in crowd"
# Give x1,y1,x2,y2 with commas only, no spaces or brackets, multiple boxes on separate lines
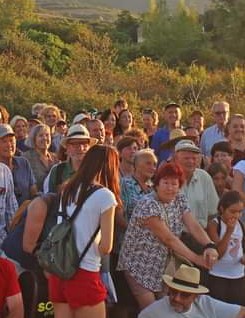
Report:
207,162,229,198
207,190,245,305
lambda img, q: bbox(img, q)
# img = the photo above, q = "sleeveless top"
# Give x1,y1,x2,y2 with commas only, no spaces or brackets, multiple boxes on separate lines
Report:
209,217,244,279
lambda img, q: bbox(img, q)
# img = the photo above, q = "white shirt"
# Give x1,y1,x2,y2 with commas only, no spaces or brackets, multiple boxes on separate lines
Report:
138,295,240,318
180,169,219,228
209,218,244,279
66,187,117,272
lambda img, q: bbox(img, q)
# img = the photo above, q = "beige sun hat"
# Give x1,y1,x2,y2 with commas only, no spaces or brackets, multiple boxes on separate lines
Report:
61,124,97,148
163,264,209,294
160,129,195,150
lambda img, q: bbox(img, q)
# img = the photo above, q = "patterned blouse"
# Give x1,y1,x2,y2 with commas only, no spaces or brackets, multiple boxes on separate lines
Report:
117,191,190,292
121,176,153,222
114,176,153,254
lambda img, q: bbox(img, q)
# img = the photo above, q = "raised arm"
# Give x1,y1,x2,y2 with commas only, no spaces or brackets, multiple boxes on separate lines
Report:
207,218,234,258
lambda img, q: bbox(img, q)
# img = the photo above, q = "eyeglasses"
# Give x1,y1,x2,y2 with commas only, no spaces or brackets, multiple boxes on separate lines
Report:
67,140,89,146
214,111,228,116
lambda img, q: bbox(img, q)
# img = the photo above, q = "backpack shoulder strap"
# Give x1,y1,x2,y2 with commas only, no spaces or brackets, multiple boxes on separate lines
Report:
217,215,222,237
78,225,100,263
68,184,103,222
9,200,31,231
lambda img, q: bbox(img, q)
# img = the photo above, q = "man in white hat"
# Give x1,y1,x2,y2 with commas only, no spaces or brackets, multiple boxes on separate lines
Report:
173,139,219,254
139,265,245,318
72,113,90,125
43,124,97,193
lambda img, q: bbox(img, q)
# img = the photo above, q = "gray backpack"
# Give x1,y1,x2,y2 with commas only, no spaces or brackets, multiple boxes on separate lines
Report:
36,185,102,280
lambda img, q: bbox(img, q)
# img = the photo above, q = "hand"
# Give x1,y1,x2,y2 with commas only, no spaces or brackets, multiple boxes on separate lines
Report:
193,254,207,269
225,218,237,233
240,255,245,265
203,248,219,269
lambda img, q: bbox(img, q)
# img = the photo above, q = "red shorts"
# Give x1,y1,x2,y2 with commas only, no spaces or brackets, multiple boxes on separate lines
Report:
48,268,107,309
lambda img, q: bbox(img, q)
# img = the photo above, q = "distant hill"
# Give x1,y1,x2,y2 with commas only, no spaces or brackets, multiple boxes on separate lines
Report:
36,0,212,20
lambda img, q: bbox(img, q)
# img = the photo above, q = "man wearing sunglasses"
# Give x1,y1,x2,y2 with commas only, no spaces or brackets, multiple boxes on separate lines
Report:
139,265,245,318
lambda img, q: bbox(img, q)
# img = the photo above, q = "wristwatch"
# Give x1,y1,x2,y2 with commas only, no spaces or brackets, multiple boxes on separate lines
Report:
203,242,218,251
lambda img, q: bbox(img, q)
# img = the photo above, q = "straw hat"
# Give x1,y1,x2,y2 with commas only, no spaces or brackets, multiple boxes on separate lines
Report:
163,264,209,294
61,124,97,148
160,129,194,150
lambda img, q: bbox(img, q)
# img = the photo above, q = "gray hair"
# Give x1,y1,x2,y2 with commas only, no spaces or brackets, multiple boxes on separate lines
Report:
212,101,230,112
25,124,50,148
134,148,157,167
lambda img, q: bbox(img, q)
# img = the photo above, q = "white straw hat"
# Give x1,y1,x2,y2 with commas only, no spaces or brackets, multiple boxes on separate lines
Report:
61,124,97,148
163,264,209,294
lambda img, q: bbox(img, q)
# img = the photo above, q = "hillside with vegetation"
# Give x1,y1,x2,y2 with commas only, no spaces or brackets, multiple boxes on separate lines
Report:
0,0,244,124
36,0,211,21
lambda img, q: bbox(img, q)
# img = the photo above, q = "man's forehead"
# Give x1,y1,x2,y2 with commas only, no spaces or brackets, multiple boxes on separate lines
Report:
213,102,229,111
176,150,199,156
165,105,181,112
169,287,195,297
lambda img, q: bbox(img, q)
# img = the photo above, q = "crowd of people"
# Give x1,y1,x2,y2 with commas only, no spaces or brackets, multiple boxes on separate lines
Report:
0,99,245,318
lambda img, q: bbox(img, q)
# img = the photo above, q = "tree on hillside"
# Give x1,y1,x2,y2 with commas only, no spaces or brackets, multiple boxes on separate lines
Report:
142,0,207,65
204,0,245,60
27,29,71,76
0,0,35,35
110,10,139,43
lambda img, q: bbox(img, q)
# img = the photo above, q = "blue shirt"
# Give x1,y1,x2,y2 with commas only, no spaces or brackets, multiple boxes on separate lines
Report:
200,124,227,157
12,156,36,205
16,138,29,153
150,128,171,164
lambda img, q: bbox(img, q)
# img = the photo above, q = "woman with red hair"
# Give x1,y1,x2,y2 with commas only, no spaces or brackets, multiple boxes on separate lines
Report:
117,162,218,310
